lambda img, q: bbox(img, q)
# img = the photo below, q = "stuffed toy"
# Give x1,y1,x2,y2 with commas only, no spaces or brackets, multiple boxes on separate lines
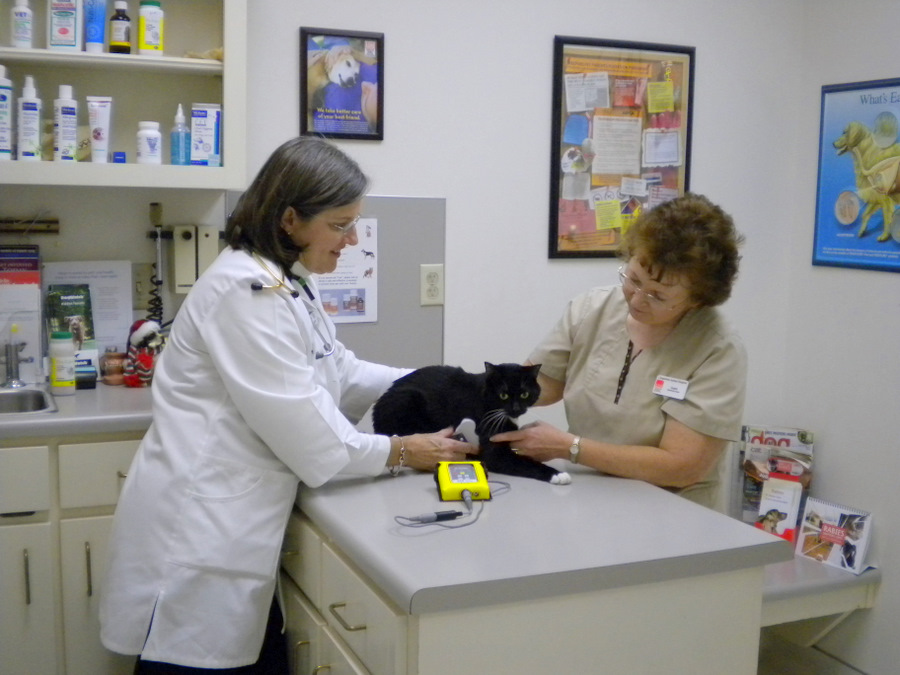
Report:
123,319,164,387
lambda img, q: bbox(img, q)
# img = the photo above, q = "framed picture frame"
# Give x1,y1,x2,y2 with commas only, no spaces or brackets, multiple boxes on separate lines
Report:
300,27,384,140
813,77,900,273
549,36,694,258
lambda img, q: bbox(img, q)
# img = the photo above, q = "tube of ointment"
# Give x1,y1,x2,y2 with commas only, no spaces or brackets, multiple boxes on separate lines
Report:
86,96,113,163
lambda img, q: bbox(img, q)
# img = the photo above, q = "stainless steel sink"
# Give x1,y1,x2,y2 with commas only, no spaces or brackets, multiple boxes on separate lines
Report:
0,387,58,414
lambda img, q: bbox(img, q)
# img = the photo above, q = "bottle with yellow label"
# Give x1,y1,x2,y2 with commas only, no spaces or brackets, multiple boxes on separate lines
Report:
138,0,163,56
49,331,76,396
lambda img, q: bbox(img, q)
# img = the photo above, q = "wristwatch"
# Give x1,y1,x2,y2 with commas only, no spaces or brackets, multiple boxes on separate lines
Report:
568,435,581,464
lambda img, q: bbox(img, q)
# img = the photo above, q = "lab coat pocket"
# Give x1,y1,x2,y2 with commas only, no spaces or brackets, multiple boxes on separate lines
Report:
170,455,299,577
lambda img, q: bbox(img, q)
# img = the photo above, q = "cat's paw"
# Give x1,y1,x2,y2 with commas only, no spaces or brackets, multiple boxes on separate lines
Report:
550,471,572,485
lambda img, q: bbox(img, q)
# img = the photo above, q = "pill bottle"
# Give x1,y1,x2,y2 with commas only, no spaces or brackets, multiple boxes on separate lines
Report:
136,120,161,164
138,0,163,56
49,331,76,396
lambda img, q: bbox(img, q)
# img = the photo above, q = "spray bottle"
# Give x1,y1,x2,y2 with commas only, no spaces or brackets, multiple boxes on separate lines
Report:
0,66,12,161
17,75,41,161
54,84,78,162
170,103,190,165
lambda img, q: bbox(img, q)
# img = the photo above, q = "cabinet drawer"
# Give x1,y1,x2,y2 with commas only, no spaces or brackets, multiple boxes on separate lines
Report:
282,510,323,607
321,542,406,675
59,440,140,509
0,446,50,514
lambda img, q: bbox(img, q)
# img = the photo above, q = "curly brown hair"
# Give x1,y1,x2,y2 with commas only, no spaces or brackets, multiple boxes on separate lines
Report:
617,193,744,307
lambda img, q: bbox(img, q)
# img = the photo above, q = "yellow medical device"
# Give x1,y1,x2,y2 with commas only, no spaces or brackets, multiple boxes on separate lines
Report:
434,461,491,501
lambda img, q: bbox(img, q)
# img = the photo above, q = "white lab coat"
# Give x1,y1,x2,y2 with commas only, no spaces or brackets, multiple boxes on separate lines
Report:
100,247,408,668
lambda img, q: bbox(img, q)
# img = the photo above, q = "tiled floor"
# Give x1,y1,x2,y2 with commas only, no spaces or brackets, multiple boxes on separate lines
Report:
758,628,864,675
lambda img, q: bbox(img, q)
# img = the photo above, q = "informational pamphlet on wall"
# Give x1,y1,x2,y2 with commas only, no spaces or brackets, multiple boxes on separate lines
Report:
42,261,133,361
318,217,378,324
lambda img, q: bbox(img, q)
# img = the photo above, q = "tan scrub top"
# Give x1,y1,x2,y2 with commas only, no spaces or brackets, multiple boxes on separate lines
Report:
529,286,748,509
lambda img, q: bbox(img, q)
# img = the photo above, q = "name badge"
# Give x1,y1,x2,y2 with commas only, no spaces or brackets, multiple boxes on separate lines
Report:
653,375,689,400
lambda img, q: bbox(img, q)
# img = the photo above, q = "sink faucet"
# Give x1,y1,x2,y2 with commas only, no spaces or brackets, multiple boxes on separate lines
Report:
2,325,32,389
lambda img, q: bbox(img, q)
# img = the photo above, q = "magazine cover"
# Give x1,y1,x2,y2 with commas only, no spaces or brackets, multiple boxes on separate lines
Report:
796,496,873,575
739,425,814,525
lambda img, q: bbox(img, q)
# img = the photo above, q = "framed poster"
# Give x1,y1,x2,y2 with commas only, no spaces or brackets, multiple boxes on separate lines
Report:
300,27,384,140
813,78,900,272
549,36,694,258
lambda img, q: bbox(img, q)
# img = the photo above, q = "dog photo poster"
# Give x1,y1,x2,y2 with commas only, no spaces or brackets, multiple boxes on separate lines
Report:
813,77,900,273
300,28,384,140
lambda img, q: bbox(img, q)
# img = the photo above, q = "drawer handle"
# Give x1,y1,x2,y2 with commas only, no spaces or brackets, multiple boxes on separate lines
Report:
327,602,366,632
23,549,31,605
292,639,309,667
312,667,331,674
117,471,128,479
85,542,93,597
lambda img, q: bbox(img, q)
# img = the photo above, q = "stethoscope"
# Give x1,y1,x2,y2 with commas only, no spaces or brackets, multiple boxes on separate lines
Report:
249,254,336,359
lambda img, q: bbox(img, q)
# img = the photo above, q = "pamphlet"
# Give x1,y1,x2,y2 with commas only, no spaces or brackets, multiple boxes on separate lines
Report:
796,497,874,575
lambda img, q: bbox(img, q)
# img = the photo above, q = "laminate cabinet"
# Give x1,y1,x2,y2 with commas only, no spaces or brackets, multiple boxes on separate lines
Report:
0,433,143,675
0,445,58,675
281,511,405,675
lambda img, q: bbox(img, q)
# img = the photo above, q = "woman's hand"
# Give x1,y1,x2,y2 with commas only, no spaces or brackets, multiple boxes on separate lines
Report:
391,427,476,472
490,420,571,462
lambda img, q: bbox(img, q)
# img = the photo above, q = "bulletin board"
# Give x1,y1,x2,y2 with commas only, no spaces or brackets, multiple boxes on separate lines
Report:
549,36,694,258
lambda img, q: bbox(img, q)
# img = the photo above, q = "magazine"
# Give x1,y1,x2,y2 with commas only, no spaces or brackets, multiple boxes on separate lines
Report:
796,497,873,575
739,425,814,525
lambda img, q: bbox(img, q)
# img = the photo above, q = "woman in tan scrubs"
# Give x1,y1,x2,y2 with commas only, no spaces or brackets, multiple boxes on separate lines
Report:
493,193,746,510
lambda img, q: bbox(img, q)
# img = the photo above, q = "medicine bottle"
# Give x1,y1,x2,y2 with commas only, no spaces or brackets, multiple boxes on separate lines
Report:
138,0,164,56
109,1,132,54
136,120,162,164
49,331,76,396
170,103,190,165
11,0,34,49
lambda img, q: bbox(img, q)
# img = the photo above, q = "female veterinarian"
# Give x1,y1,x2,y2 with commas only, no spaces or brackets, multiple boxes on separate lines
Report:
99,137,471,673
493,193,747,511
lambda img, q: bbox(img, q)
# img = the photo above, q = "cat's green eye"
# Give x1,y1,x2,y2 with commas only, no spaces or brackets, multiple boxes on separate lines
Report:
499,393,509,400
520,392,530,399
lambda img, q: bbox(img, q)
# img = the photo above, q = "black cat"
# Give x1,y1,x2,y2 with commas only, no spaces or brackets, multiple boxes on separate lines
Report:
372,362,571,484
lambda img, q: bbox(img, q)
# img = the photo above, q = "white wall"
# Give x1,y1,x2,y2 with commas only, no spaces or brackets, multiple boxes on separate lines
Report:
245,2,897,672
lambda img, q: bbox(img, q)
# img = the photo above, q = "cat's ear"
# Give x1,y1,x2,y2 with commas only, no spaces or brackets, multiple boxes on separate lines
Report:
526,363,543,376
484,361,495,373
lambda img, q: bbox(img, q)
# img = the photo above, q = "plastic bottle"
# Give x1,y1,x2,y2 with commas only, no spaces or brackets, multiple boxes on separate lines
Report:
170,103,190,165
108,0,131,53
11,0,34,48
138,0,163,56
136,120,161,163
48,0,84,52
0,66,11,161
49,331,77,396
17,75,41,161
54,84,78,162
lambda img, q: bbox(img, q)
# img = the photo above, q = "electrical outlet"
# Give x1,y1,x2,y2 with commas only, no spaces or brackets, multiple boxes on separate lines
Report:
133,263,155,311
420,263,444,306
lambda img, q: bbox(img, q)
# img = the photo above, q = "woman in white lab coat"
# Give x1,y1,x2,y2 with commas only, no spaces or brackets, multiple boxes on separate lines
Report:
99,137,471,673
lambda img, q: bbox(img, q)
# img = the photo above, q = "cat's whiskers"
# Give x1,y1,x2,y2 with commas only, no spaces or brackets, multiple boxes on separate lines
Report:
480,408,513,437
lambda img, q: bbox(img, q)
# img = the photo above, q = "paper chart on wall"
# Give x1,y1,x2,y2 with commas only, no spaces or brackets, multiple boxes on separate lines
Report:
317,217,378,324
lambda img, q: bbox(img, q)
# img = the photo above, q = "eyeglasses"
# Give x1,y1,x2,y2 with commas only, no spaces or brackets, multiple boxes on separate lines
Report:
328,214,361,236
617,265,688,312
